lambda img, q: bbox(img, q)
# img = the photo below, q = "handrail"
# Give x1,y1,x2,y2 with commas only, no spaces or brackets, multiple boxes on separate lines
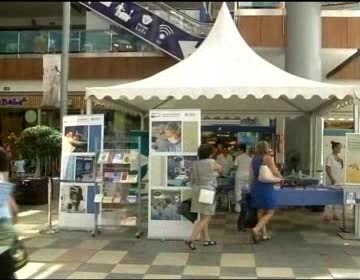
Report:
0,29,158,55
134,2,211,38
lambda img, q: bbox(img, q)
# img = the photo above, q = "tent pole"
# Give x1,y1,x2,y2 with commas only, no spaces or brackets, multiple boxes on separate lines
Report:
86,98,92,115
309,113,315,176
353,98,360,237
140,114,145,130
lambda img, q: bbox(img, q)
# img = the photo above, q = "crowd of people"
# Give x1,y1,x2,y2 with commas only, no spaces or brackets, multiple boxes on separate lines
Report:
185,139,344,250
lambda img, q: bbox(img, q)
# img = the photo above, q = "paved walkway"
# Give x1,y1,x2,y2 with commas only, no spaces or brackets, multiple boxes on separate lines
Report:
13,203,360,279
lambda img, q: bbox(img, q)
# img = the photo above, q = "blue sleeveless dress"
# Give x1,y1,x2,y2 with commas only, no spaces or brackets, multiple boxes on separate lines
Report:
250,156,275,209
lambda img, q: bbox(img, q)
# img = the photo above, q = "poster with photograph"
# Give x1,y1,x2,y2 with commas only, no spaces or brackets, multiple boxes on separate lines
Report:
42,54,61,108
151,190,181,221
345,133,360,185
150,110,201,156
61,154,96,182
59,115,104,230
151,121,182,153
167,156,197,187
60,184,87,213
148,109,201,239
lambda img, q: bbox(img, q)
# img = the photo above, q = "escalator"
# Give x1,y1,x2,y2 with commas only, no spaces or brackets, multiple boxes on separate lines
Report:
78,1,213,60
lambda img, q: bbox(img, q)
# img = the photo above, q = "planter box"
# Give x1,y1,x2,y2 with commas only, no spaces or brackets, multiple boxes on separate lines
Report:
15,177,48,205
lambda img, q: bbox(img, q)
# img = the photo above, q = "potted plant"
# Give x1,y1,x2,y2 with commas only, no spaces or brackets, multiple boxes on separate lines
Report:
16,125,61,204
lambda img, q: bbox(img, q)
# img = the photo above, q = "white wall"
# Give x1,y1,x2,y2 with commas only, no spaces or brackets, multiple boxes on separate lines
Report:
86,12,110,30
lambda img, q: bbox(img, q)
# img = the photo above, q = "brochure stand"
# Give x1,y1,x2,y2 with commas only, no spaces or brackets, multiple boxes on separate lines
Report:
93,136,144,238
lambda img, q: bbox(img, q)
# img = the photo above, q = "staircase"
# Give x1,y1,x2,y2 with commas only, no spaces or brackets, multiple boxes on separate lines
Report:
78,1,213,60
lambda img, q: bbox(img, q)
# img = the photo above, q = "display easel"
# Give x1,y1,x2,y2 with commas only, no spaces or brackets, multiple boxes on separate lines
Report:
93,136,144,238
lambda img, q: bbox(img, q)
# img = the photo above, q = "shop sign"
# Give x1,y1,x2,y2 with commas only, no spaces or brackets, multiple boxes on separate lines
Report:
0,97,28,106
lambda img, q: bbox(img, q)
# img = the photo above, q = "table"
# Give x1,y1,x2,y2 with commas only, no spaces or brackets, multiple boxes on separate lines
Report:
274,186,343,207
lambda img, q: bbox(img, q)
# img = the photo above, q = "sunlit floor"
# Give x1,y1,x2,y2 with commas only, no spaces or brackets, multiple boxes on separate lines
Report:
14,202,360,279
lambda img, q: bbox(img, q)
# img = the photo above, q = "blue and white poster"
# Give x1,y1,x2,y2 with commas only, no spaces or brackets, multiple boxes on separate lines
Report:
59,114,104,230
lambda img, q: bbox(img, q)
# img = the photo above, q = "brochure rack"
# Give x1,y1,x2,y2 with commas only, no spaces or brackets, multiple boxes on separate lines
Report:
93,136,144,238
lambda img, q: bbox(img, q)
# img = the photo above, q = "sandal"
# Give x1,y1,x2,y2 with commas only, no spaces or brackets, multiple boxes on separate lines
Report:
203,240,217,247
262,231,272,241
184,240,196,250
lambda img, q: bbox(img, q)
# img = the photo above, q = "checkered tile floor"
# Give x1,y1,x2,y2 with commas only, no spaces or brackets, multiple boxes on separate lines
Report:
14,204,360,279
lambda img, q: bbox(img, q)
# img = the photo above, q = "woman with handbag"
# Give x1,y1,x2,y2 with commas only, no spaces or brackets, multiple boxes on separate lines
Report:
185,144,223,250
0,147,25,278
250,141,283,243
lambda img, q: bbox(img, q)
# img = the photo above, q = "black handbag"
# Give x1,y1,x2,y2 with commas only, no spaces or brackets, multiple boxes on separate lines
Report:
0,238,28,275
237,193,258,232
177,199,198,223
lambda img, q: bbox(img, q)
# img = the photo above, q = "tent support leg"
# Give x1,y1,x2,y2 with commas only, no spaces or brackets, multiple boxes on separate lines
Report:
86,99,92,115
309,114,315,177
140,114,145,130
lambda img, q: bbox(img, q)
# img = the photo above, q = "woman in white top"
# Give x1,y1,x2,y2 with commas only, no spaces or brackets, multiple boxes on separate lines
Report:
233,144,252,212
323,141,343,222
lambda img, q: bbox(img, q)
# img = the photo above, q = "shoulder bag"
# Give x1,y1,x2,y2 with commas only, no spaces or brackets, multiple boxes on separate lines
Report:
195,161,216,205
258,162,281,184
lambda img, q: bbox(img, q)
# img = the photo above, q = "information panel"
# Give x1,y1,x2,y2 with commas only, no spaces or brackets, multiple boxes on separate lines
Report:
148,109,201,239
345,133,360,186
58,114,104,230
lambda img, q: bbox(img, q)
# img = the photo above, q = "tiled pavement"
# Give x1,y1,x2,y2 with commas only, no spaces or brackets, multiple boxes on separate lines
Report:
14,203,360,279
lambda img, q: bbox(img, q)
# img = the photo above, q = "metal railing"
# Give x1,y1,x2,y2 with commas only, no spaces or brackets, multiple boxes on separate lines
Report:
0,29,160,55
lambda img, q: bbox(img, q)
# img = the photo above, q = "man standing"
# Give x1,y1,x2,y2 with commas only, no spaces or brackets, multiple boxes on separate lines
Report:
233,144,252,212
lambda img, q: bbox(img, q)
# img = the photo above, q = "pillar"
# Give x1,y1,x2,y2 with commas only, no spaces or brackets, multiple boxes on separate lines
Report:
285,2,322,82
285,2,322,175
60,2,70,133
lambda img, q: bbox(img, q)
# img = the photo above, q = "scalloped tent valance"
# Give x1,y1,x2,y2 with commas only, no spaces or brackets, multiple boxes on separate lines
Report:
86,3,357,118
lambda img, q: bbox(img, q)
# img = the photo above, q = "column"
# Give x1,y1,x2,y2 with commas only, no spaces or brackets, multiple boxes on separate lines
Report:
285,2,322,82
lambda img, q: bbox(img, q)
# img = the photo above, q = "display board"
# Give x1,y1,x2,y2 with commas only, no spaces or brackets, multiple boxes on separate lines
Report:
148,109,201,239
345,133,360,185
58,114,104,230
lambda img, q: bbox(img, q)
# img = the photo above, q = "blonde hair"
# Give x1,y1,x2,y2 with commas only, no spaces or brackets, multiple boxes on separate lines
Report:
255,141,269,156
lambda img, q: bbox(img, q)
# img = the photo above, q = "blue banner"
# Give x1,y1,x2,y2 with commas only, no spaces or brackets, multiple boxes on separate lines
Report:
79,1,204,60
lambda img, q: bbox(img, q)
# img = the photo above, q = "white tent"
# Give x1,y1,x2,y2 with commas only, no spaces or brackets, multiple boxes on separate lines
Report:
85,3,357,119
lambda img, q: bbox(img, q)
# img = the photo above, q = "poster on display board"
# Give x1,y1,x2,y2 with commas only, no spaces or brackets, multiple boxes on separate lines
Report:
58,114,104,230
322,119,352,185
148,109,201,239
345,133,360,185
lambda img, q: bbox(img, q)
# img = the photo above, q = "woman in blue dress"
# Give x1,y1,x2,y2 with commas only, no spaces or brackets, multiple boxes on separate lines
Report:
250,141,283,243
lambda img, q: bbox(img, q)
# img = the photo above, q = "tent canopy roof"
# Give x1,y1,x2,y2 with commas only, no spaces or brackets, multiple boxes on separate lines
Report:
86,3,356,118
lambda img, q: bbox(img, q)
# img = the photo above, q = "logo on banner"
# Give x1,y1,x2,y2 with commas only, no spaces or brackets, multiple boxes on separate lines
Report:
135,14,153,35
159,24,174,40
142,14,153,25
100,1,112,7
115,3,133,22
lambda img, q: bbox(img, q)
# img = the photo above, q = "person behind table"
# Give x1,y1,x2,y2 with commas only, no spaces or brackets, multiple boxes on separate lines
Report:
222,145,234,176
215,142,226,170
0,147,18,279
165,122,181,152
323,141,344,223
185,144,223,250
250,141,283,243
234,144,252,213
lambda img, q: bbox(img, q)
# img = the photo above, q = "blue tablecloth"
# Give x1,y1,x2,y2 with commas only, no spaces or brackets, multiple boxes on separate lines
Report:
274,186,343,206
